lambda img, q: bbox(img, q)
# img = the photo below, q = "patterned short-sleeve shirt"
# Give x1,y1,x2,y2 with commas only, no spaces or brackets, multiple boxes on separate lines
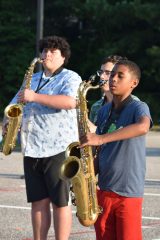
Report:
11,68,82,157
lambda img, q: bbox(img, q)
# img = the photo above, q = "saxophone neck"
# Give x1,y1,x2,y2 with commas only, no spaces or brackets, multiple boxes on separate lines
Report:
30,57,43,67
23,57,42,90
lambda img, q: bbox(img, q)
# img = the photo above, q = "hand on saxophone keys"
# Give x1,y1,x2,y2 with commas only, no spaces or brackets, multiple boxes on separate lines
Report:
18,89,36,103
79,132,104,147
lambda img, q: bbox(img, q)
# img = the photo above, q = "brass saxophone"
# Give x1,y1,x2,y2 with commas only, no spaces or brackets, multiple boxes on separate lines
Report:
60,77,102,227
2,57,42,155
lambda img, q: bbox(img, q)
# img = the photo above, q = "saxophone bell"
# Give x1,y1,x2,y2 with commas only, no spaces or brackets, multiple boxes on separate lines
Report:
2,104,23,155
60,155,80,180
2,58,41,155
5,104,23,118
65,141,80,158
60,80,101,227
60,142,80,181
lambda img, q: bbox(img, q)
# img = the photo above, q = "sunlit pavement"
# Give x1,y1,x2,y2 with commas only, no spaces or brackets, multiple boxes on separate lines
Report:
0,130,160,239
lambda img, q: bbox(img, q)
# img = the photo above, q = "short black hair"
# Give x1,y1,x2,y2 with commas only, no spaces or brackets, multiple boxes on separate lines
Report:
101,55,128,65
116,60,141,81
39,36,71,65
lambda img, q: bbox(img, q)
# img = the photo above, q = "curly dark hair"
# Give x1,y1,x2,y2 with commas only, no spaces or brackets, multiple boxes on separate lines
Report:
39,36,71,65
101,55,128,65
116,60,141,81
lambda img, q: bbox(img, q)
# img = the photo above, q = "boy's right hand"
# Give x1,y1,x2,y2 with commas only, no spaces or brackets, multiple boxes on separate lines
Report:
79,133,104,147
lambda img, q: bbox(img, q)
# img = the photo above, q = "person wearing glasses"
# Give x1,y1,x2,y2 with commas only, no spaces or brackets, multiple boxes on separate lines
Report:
88,55,127,133
89,55,127,127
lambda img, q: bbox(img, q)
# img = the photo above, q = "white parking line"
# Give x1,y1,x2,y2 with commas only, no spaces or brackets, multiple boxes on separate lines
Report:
143,216,160,220
0,204,160,233
142,226,157,229
0,204,76,214
146,178,160,182
0,204,31,210
0,205,160,222
144,193,160,197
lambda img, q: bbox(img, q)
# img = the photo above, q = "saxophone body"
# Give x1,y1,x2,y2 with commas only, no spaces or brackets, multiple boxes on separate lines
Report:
2,58,41,155
60,79,101,227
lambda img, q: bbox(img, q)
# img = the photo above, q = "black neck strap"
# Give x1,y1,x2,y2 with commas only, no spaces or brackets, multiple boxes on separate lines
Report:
35,66,63,93
102,95,133,134
112,95,133,114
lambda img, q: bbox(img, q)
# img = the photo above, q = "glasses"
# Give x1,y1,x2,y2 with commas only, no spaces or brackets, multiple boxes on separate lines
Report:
97,70,112,77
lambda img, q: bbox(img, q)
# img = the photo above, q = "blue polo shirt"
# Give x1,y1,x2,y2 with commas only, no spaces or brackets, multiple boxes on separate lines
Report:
96,99,152,197
11,68,82,157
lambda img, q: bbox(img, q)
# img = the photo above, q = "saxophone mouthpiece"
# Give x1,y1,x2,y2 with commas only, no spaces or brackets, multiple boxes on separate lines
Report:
39,58,44,63
99,79,109,87
89,74,96,83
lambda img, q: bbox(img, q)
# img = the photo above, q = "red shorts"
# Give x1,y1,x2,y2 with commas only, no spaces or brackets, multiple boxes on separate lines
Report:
94,190,143,240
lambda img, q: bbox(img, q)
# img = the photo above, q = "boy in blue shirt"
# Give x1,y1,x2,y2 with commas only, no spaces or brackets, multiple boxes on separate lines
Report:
80,60,152,240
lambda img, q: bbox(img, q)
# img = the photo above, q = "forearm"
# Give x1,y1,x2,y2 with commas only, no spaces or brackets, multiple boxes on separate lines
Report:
100,120,150,144
33,93,77,109
79,116,151,147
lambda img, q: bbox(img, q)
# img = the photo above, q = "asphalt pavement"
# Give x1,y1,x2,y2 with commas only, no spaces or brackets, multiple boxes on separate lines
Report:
0,130,160,240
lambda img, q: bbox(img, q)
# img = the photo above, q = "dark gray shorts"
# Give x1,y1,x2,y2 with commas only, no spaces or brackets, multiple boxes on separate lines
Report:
24,152,71,207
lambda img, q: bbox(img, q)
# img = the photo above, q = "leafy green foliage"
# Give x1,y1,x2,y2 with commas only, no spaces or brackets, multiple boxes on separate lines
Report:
0,0,160,122
0,0,36,115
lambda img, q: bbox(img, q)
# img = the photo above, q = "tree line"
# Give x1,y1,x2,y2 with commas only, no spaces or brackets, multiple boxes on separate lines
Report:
0,0,160,122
